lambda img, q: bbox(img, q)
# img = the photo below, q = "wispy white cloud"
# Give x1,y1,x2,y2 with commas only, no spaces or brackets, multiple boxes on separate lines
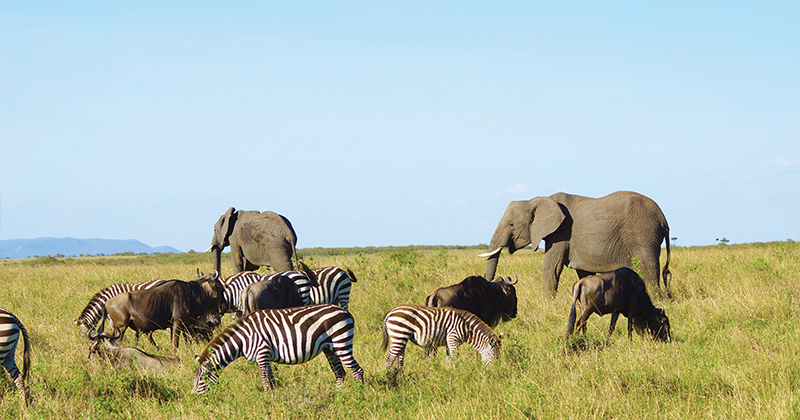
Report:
761,157,800,172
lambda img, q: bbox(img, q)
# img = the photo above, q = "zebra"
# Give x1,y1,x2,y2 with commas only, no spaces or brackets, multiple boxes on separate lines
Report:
307,266,358,310
75,279,168,333
192,304,364,394
224,271,314,319
0,308,31,404
380,304,502,370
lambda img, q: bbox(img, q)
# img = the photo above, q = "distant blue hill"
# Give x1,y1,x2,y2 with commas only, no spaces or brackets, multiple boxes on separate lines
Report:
0,237,183,259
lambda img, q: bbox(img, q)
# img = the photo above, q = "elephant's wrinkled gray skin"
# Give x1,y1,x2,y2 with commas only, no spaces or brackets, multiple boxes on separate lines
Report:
208,207,298,275
482,191,671,298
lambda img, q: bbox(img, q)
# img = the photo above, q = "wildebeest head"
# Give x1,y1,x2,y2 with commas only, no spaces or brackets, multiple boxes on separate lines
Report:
648,307,671,342
490,274,518,322
195,270,228,315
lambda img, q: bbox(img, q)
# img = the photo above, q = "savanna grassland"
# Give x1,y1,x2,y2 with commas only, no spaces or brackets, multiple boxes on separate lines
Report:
0,242,798,419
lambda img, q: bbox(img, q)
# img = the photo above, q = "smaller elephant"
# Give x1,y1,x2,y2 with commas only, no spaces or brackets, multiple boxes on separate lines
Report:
207,207,298,275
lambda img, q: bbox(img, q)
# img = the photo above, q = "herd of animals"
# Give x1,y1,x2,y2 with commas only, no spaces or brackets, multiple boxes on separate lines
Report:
0,190,673,405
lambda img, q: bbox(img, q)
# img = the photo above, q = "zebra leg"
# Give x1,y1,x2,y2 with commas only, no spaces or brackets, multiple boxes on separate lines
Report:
385,340,406,370
256,353,275,391
322,348,347,387
445,335,462,366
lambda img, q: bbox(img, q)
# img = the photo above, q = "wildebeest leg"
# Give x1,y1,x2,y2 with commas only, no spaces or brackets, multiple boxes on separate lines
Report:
146,332,159,350
608,312,620,336
322,347,347,387
627,317,634,339
170,319,182,350
575,308,594,335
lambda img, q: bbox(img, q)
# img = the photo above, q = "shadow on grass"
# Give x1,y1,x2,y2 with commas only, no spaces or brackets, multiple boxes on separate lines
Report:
562,336,611,355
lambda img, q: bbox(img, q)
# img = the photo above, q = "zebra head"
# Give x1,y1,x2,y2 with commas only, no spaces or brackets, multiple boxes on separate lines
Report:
192,357,219,395
480,332,503,365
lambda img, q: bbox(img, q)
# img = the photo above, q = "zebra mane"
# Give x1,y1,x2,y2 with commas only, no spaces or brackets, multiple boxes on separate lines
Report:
453,308,498,343
197,317,248,365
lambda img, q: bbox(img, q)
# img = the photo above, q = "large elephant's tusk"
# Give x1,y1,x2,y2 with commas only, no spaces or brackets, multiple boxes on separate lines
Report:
477,247,503,258
205,246,213,253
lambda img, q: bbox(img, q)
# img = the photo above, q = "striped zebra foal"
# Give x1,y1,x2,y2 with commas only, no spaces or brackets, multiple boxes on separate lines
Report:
380,305,502,370
308,266,358,310
0,308,31,404
223,271,314,319
192,304,364,394
75,279,168,333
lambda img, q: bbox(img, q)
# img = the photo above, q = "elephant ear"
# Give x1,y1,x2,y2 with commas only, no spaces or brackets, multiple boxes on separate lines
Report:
217,207,236,246
528,197,565,251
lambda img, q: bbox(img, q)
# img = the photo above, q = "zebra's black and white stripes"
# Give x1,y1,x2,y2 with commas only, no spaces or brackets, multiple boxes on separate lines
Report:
75,279,168,332
0,308,31,404
380,305,502,369
307,266,357,310
224,271,314,318
192,304,363,394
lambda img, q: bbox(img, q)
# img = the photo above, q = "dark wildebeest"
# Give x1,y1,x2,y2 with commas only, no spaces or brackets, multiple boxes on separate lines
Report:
90,272,227,350
240,273,305,316
423,275,518,328
566,267,671,341
89,339,178,371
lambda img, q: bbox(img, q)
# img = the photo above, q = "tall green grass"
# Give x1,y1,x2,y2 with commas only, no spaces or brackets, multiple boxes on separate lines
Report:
0,242,797,419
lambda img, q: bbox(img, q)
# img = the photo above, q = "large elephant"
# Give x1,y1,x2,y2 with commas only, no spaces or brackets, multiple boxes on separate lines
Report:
207,207,298,275
480,191,671,298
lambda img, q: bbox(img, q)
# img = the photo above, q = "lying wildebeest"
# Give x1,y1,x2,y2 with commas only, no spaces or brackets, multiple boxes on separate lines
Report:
90,272,227,350
566,267,671,341
89,339,178,371
424,275,518,328
240,273,305,316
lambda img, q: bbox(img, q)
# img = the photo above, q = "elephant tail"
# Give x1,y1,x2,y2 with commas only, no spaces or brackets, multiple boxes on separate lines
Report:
566,282,581,337
662,227,672,293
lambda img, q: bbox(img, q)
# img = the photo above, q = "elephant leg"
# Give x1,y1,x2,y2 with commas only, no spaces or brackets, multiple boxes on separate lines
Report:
636,250,662,293
230,246,245,273
542,243,568,298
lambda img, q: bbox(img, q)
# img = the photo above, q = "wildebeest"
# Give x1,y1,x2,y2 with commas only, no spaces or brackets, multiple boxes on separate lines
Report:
240,273,305,316
566,267,671,341
90,272,227,350
424,275,518,328
89,339,178,371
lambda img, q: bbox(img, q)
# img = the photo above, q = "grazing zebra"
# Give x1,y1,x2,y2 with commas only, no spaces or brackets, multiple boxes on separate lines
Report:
380,305,502,370
75,279,168,333
307,267,357,310
192,304,364,394
0,308,31,404
224,271,314,319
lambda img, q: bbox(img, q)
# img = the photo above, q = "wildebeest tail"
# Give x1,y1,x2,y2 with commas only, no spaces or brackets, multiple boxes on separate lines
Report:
566,282,581,337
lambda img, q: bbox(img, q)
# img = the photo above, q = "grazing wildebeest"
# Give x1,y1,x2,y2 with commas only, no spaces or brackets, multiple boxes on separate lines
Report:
90,272,227,350
240,273,305,316
89,339,178,371
566,267,671,341
424,275,518,328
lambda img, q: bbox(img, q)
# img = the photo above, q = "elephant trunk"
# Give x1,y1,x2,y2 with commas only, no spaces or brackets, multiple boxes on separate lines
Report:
210,246,222,274
483,250,501,281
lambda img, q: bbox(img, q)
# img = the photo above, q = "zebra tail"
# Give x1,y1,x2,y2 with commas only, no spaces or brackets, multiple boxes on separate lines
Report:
17,319,31,385
379,319,389,352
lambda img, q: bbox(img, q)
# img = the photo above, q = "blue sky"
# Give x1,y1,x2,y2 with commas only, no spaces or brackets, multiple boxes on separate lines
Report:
1,2,798,252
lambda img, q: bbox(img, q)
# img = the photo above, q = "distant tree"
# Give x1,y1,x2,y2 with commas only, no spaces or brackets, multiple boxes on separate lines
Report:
715,237,730,245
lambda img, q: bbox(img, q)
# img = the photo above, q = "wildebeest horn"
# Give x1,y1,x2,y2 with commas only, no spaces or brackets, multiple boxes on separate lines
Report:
478,247,502,258
505,273,518,285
